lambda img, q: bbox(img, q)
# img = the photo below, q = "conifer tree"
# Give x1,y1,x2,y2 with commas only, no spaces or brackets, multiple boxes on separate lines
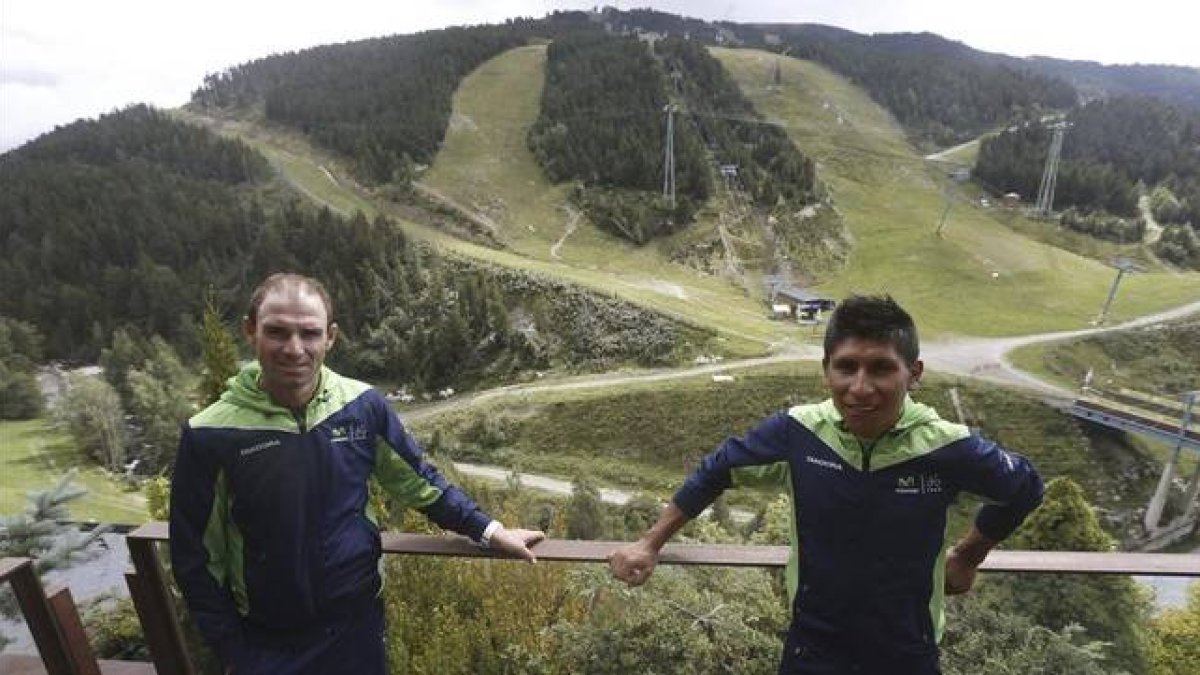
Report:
0,472,108,647
978,477,1152,673
199,291,240,406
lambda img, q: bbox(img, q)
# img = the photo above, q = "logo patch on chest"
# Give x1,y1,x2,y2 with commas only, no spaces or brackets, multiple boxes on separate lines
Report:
330,421,369,443
895,472,942,495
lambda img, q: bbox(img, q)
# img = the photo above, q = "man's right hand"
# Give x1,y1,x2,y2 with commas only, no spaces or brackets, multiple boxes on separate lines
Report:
608,539,660,586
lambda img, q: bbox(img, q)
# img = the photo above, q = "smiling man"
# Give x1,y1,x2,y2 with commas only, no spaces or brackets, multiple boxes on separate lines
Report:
609,294,1044,675
170,273,543,675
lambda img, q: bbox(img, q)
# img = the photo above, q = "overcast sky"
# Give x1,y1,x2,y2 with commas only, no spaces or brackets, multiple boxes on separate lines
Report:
3,0,1198,152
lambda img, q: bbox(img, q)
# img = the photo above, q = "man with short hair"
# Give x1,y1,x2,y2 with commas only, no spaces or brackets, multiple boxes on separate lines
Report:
609,294,1044,674
171,273,543,674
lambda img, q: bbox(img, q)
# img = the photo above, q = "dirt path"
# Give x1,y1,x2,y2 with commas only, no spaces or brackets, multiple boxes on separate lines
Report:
1139,194,1164,245
549,204,580,260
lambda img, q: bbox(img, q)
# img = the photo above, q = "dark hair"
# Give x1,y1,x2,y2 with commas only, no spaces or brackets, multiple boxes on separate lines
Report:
822,294,919,365
246,273,334,326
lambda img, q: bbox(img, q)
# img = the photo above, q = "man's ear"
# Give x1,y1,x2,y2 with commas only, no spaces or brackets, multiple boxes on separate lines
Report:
909,359,925,389
242,316,256,344
327,322,339,350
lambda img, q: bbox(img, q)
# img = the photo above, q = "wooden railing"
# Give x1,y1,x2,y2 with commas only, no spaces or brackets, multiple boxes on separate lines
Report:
11,526,1200,672
1,557,99,675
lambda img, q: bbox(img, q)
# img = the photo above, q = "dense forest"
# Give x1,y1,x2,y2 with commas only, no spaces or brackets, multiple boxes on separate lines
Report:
527,31,827,250
0,106,711,384
974,96,1200,267
528,31,710,243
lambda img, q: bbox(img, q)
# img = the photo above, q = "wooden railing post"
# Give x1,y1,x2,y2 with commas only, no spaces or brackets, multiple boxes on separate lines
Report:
126,524,194,675
0,557,76,675
45,584,102,675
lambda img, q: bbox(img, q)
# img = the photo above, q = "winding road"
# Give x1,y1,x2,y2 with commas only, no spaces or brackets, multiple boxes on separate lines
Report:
412,297,1200,512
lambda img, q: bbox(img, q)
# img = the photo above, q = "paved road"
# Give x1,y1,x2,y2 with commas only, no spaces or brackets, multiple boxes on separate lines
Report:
404,298,1200,423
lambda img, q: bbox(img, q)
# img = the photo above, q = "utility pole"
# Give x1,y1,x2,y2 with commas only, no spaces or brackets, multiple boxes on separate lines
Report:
1035,122,1069,218
1094,257,1141,325
1144,391,1197,532
662,103,676,210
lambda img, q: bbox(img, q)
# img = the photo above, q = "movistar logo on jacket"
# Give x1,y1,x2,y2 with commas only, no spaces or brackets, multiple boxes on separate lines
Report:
894,472,944,494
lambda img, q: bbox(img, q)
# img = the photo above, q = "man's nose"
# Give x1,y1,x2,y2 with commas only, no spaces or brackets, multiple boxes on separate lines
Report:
282,334,304,354
848,370,872,394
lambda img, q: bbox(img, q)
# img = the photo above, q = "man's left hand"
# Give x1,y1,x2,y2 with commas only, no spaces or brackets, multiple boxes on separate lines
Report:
943,547,979,595
488,527,545,563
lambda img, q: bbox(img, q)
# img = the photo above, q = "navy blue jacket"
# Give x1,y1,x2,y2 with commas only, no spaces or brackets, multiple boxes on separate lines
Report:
674,398,1043,667
169,364,491,664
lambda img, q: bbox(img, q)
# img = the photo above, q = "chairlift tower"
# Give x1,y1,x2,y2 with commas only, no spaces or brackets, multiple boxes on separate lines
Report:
1094,257,1143,325
663,104,677,209
1035,122,1070,218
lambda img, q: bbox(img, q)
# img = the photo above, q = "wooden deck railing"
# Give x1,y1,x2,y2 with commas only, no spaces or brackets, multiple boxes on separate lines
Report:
112,522,1200,674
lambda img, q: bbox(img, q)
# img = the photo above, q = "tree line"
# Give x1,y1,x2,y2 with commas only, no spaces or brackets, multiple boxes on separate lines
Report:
974,95,1200,267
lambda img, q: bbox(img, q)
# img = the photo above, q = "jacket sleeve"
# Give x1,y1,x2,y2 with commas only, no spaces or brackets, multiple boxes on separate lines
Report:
673,412,797,518
947,435,1045,541
371,392,492,541
168,424,245,666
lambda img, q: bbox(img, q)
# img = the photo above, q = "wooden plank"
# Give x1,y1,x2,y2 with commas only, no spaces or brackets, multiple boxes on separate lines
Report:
45,584,102,675
382,533,1200,576
3,558,75,675
382,533,788,566
131,523,1200,576
124,539,194,675
984,550,1200,576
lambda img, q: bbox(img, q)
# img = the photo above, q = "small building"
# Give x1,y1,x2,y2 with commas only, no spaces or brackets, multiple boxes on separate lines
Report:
769,286,836,321
1003,192,1021,208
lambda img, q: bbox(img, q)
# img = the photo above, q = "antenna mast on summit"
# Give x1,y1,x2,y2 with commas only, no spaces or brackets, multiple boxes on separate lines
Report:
1035,121,1069,218
663,103,677,209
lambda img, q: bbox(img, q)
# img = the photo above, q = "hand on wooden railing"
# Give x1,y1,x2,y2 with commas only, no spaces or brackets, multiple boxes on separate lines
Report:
608,540,661,586
487,527,546,563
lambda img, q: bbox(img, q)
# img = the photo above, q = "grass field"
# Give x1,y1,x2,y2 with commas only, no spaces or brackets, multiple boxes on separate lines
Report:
0,419,148,524
711,48,1199,336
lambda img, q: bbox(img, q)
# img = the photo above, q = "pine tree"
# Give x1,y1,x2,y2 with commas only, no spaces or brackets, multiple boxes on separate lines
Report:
0,472,109,647
199,290,240,406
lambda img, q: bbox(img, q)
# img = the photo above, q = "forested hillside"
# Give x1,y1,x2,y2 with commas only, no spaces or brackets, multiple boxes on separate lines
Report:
1024,57,1200,112
528,31,709,243
527,31,830,254
975,96,1200,266
591,8,1077,147
0,105,270,358
0,105,712,385
192,23,544,184
767,26,1078,147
